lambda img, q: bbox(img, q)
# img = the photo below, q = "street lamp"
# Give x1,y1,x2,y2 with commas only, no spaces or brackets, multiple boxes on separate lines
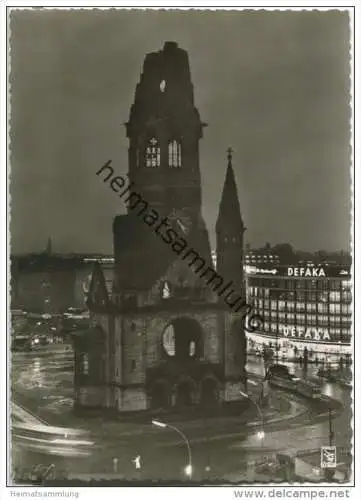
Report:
239,391,265,446
152,419,193,478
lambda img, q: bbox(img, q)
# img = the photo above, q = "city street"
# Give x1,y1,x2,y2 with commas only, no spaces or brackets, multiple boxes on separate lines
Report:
11,347,352,482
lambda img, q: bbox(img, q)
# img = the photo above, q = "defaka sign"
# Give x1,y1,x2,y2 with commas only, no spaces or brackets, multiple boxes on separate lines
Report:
287,267,326,277
253,266,350,278
280,325,330,341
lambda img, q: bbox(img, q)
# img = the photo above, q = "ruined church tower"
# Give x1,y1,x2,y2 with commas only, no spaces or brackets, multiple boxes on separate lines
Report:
73,42,247,413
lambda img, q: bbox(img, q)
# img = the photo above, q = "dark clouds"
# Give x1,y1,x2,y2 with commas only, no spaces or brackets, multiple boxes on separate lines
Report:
9,9,351,254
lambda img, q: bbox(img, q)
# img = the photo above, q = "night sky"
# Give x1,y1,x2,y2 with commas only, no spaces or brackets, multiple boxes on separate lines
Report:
9,9,352,255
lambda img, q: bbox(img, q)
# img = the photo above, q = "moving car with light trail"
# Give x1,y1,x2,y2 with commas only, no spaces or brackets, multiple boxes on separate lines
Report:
12,422,95,457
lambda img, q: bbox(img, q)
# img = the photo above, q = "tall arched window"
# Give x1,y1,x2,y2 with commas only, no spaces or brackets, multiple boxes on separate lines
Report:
168,140,182,168
146,137,160,167
162,281,171,299
82,353,89,375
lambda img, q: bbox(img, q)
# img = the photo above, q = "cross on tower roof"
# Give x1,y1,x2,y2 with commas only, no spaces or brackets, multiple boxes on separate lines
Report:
227,147,233,163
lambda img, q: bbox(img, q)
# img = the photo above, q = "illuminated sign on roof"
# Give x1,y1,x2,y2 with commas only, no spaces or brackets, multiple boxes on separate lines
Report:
288,267,326,277
247,265,351,279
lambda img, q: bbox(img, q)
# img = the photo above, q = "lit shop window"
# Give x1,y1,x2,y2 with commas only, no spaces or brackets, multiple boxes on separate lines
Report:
318,315,329,326
263,322,270,332
329,316,339,324
258,299,264,308
278,301,286,311
318,292,328,303
318,303,328,313
264,289,270,298
287,313,295,321
341,280,351,290
271,301,277,311
271,311,277,320
330,303,341,314
308,315,317,324
306,303,316,312
271,323,277,333
309,280,317,290
342,304,351,314
333,281,342,290
278,313,286,321
341,291,352,302
341,316,351,325
329,291,341,302
263,311,270,320
296,302,306,311
286,302,295,311
296,314,305,323
146,137,160,167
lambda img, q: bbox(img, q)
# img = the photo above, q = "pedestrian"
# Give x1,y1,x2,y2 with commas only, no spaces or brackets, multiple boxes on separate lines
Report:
132,455,142,471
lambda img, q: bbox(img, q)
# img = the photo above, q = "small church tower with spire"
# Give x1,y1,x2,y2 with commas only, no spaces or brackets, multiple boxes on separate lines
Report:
216,148,245,296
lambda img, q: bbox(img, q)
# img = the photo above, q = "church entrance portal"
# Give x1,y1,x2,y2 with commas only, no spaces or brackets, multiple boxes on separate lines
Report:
200,378,218,406
176,381,193,407
150,382,169,409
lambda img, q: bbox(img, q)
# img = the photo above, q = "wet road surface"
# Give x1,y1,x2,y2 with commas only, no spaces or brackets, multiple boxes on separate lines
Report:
11,347,352,482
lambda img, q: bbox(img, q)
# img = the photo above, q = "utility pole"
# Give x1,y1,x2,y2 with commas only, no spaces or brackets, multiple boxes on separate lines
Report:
275,330,279,364
324,408,335,482
328,409,334,447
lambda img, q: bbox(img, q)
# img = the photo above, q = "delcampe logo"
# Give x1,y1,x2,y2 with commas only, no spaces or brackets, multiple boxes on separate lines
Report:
320,446,337,468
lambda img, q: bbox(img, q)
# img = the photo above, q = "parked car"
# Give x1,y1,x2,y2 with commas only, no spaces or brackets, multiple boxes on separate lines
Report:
11,335,32,352
317,367,352,388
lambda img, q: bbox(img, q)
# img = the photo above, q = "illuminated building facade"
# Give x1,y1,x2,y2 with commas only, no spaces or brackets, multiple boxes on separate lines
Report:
244,248,280,267
246,265,352,361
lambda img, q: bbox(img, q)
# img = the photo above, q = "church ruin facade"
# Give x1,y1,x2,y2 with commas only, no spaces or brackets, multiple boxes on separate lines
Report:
73,42,248,412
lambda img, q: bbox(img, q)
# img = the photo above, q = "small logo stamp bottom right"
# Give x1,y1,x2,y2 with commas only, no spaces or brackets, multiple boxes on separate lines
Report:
321,446,337,468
